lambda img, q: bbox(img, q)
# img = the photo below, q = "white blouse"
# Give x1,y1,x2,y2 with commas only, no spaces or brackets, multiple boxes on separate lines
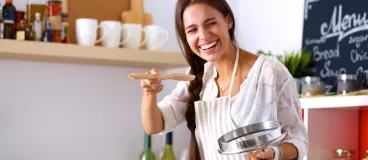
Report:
157,55,309,160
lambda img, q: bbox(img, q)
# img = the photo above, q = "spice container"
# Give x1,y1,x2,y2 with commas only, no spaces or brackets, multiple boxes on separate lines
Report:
15,11,31,40
15,11,25,38
338,74,360,95
301,76,324,96
332,149,355,160
46,0,62,42
15,11,34,41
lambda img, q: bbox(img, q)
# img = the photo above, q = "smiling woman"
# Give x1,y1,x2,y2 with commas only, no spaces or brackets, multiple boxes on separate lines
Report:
180,3,234,62
138,1,309,160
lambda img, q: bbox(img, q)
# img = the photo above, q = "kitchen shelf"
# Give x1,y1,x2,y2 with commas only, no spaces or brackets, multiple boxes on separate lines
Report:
300,95,368,160
300,95,368,109
0,39,188,69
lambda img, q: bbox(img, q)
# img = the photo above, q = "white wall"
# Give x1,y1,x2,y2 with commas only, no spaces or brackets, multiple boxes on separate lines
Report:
236,0,305,55
0,60,148,160
0,61,192,160
0,0,307,159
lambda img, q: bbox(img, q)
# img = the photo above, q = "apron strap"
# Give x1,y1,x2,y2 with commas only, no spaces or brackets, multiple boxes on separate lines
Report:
227,46,240,128
227,46,240,98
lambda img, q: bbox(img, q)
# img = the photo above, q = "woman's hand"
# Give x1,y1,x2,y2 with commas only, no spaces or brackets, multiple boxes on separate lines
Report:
245,148,275,160
140,68,164,94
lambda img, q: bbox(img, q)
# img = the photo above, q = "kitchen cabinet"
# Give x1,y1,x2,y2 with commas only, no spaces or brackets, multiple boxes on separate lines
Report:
301,95,368,160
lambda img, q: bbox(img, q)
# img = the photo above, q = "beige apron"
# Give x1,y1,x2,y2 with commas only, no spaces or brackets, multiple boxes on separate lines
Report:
194,47,245,160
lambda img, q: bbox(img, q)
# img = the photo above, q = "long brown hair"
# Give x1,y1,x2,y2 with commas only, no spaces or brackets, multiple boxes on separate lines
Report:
175,0,236,159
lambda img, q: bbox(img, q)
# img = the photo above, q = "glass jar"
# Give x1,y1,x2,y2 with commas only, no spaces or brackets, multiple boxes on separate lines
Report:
337,74,360,95
301,76,325,97
15,11,33,41
362,150,368,160
332,149,354,160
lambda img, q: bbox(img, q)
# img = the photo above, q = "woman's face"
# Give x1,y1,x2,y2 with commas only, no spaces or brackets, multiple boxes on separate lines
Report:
183,3,232,62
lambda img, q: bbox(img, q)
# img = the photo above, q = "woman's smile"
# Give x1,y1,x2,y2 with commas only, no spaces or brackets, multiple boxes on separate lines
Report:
199,39,219,54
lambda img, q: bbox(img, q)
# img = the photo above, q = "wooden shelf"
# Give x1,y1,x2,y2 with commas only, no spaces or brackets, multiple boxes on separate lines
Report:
0,39,188,69
300,95,368,109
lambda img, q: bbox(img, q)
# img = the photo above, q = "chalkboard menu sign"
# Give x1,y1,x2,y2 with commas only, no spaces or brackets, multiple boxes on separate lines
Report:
302,0,368,93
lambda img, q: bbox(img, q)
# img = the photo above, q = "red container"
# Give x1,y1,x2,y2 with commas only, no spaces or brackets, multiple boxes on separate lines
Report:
46,0,62,42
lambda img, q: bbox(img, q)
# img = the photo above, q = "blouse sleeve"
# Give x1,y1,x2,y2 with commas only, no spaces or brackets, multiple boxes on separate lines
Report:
157,68,190,135
276,70,309,160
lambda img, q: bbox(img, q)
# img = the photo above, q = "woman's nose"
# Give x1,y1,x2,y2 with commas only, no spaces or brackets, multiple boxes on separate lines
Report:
199,28,210,40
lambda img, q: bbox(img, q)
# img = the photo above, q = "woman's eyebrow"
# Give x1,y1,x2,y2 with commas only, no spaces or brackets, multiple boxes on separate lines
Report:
185,17,217,30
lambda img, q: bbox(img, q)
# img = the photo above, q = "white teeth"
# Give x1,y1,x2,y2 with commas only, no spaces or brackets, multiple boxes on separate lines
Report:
200,41,217,50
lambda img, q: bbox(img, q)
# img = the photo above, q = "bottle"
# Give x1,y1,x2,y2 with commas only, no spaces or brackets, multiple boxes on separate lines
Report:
140,133,156,160
33,12,42,41
25,23,34,40
61,12,68,43
15,11,25,40
14,11,33,41
15,18,26,40
46,0,62,43
2,0,16,39
161,132,176,160
0,2,4,39
61,0,68,43
43,21,53,42
26,0,47,26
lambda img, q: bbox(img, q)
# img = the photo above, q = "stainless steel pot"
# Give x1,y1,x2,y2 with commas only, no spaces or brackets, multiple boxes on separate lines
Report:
218,121,287,154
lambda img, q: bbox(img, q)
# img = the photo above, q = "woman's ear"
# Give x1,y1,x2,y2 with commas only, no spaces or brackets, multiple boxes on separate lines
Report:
226,15,233,29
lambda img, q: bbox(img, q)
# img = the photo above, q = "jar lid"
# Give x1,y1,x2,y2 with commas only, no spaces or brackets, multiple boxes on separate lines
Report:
335,149,352,155
303,76,320,83
338,74,357,81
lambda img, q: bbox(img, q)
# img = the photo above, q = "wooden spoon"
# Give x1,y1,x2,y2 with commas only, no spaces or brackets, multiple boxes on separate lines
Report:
128,73,195,81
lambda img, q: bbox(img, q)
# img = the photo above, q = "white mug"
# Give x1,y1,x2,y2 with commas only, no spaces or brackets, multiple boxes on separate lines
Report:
100,21,130,48
144,25,169,50
121,23,148,49
76,18,106,46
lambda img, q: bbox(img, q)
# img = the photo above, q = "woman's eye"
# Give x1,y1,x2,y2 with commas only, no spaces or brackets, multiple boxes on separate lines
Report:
188,29,197,33
208,22,216,26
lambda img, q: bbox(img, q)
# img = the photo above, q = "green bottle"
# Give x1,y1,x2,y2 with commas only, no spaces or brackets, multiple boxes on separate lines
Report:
140,133,156,160
161,132,176,160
